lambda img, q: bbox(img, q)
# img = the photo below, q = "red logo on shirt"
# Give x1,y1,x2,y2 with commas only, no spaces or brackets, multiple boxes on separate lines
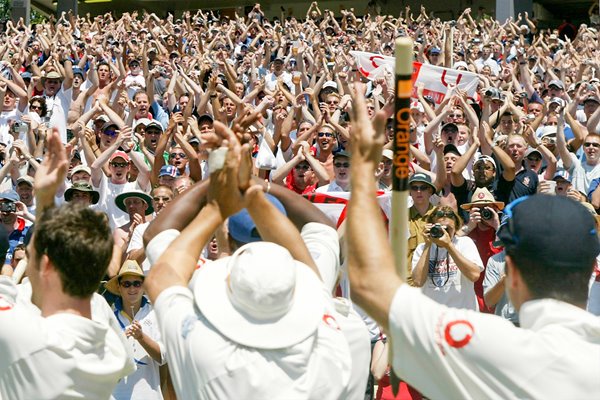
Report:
0,295,14,311
322,314,341,330
444,320,474,348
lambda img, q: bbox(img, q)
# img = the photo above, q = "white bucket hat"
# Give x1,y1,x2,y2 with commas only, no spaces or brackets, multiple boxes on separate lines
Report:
193,242,324,349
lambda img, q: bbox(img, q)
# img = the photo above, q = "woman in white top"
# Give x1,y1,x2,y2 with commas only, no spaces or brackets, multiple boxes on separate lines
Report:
411,206,484,310
106,260,166,400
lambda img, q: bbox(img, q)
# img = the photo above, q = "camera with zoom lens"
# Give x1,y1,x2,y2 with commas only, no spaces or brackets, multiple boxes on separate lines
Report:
0,202,16,213
430,224,445,239
481,207,493,220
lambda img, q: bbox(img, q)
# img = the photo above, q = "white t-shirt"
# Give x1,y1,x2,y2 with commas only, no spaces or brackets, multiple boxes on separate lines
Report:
316,180,348,193
0,277,135,399
111,299,165,400
95,174,142,229
568,153,600,194
411,236,483,310
587,256,600,316
45,85,72,143
0,108,21,145
388,284,600,399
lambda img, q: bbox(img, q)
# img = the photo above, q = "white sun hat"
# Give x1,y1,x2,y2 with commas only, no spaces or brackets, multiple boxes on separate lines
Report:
193,241,324,349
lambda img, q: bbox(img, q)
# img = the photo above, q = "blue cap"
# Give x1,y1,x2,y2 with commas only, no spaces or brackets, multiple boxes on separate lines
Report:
228,194,287,243
159,165,180,178
0,190,20,203
20,71,32,79
72,67,84,77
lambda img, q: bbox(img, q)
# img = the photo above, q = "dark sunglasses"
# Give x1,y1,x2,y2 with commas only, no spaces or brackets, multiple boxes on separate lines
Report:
30,105,42,110
146,130,161,135
295,164,310,170
104,129,118,137
110,162,129,168
434,210,456,219
410,184,430,191
170,152,187,159
334,162,350,168
120,280,143,288
527,156,542,162
318,132,335,138
584,142,600,148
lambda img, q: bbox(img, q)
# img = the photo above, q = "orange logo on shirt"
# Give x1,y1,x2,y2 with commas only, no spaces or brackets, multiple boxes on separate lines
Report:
444,320,474,348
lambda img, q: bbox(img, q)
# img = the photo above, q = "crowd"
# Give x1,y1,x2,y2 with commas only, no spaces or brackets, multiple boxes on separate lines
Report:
0,2,599,400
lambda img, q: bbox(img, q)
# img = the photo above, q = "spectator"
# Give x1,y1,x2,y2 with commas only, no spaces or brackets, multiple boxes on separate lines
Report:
316,150,351,192
64,181,100,206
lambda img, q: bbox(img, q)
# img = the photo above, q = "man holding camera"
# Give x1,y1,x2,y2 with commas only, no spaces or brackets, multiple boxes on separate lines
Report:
457,187,505,312
0,190,30,266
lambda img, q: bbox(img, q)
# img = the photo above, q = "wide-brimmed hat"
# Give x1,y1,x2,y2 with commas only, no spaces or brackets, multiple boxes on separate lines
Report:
105,260,145,295
193,242,324,349
42,71,63,81
115,190,154,215
64,182,100,204
461,187,505,210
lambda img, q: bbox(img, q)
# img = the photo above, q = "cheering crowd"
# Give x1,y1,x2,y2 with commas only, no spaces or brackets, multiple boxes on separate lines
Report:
0,3,600,400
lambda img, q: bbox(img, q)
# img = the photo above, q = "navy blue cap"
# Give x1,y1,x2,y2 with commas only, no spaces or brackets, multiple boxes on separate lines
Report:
228,194,287,244
498,195,600,269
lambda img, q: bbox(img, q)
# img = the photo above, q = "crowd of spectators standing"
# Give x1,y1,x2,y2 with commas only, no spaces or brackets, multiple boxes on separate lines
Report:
1,3,600,399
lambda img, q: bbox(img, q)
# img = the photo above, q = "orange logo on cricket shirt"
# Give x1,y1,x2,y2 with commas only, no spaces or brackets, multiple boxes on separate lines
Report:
444,320,474,348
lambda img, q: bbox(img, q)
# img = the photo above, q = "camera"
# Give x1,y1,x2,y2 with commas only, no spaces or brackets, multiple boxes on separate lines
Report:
0,202,16,213
430,224,446,239
481,207,493,220
12,122,28,135
484,87,499,98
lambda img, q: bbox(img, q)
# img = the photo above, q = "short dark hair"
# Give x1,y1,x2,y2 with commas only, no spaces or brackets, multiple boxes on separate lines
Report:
33,204,113,298
509,253,592,305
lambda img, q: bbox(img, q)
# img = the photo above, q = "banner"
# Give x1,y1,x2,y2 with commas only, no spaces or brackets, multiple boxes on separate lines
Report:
304,191,391,228
350,51,479,105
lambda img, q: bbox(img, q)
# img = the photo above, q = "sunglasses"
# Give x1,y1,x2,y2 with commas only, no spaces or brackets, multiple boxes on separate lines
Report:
584,142,600,148
104,129,118,137
295,164,310,170
434,210,456,219
318,132,335,138
110,162,129,168
146,130,161,135
327,100,339,105
410,184,431,192
334,162,350,168
170,152,187,159
30,105,42,110
120,280,143,288
527,156,541,162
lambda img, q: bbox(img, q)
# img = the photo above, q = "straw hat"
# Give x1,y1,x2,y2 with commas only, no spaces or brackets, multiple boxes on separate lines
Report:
105,260,144,295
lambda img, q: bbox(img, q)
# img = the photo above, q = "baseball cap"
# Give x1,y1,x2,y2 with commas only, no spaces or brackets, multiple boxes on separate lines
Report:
548,79,564,90
44,71,62,81
0,190,19,202
409,173,436,192
145,120,164,132
323,80,338,90
444,144,461,156
553,170,572,182
16,176,34,187
133,118,152,130
71,165,91,176
540,125,558,138
20,71,32,80
584,95,600,104
333,150,351,159
110,151,130,163
524,147,542,158
441,122,459,132
474,155,497,170
197,114,214,124
429,47,441,55
382,149,393,161
72,67,84,77
159,165,180,178
228,194,287,244
498,195,600,269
